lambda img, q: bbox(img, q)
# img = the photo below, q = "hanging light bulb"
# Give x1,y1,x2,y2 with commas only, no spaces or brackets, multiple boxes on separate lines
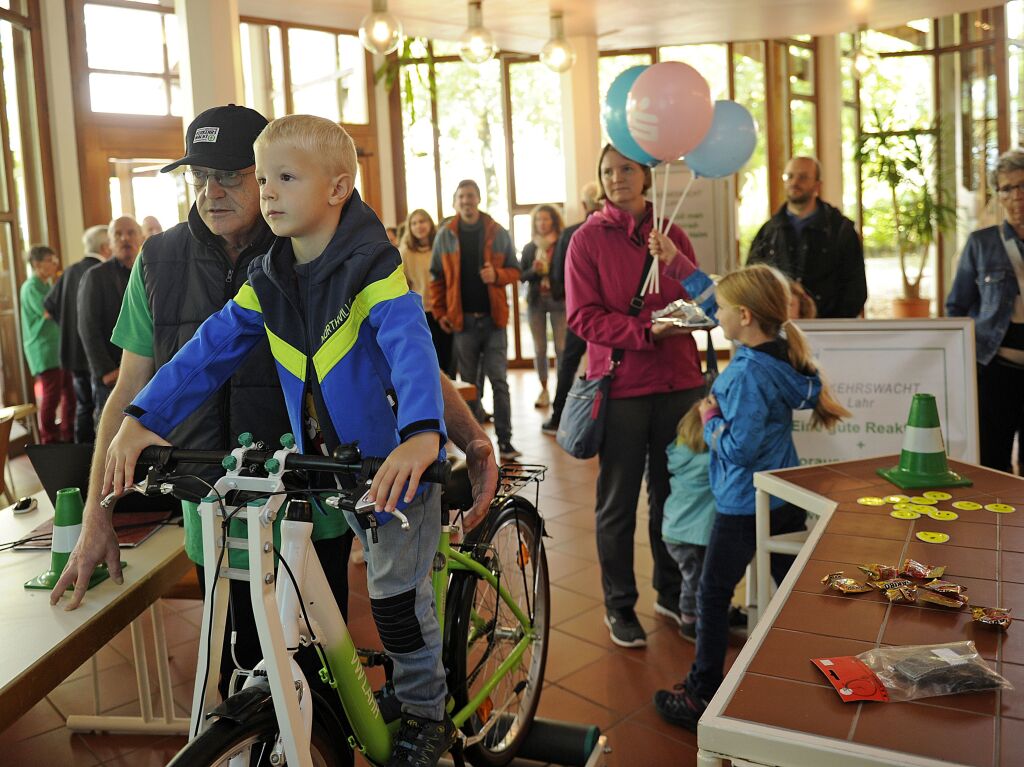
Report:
852,26,878,77
458,1,497,65
359,0,403,56
540,12,575,73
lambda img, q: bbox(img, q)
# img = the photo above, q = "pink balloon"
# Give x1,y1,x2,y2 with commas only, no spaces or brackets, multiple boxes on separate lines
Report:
626,62,714,162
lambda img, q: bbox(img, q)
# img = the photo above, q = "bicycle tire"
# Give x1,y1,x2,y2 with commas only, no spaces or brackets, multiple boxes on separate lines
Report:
445,496,550,767
166,697,352,767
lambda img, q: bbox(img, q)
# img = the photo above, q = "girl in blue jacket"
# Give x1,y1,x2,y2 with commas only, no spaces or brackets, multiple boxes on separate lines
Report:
655,264,849,731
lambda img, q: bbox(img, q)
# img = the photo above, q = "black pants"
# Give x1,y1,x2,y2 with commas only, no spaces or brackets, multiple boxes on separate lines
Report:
72,370,95,444
595,388,702,610
977,359,1024,473
195,530,355,701
426,310,455,378
550,329,587,424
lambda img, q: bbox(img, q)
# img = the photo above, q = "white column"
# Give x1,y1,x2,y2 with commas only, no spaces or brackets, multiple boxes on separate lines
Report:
174,0,244,124
39,0,85,261
560,35,602,224
816,35,844,208
373,53,397,227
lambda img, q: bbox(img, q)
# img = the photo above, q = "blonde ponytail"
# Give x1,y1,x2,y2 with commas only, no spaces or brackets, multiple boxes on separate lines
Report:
783,319,850,430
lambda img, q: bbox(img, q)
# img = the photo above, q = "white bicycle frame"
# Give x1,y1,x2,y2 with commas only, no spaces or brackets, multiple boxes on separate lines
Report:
190,443,384,767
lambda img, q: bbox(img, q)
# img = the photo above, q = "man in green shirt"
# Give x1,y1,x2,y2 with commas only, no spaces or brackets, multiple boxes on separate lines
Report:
20,245,73,443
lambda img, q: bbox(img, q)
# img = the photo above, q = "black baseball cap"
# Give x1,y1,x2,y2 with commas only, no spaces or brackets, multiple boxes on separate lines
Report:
161,104,268,173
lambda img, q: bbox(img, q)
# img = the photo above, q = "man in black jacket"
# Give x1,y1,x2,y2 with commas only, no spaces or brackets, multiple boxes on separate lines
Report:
747,156,867,318
44,225,110,442
77,216,141,424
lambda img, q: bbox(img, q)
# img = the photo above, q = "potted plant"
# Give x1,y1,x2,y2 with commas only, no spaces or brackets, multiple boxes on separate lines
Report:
856,112,956,317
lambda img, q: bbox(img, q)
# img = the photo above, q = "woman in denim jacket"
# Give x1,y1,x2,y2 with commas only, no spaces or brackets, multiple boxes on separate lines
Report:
946,148,1024,472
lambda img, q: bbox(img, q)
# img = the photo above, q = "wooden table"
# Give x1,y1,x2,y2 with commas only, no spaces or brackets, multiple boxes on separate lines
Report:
698,456,1023,767
452,379,477,402
0,492,191,731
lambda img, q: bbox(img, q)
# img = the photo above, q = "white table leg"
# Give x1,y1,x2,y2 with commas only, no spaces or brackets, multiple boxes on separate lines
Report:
754,488,772,628
697,748,724,767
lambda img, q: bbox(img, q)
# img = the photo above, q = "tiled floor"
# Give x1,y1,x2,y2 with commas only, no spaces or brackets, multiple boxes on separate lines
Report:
0,369,747,765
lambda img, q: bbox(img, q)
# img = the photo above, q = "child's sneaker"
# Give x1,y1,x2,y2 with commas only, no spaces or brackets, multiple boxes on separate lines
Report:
678,618,697,643
385,713,457,766
653,682,707,732
653,594,683,626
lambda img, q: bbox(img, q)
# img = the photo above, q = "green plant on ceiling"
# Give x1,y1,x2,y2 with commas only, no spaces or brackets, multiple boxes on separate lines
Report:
855,108,956,301
374,36,435,122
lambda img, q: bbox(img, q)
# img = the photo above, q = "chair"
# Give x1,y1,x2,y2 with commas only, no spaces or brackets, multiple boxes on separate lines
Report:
0,411,16,504
0,403,38,502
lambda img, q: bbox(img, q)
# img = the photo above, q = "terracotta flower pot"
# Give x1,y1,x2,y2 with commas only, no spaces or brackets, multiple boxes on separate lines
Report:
892,297,931,318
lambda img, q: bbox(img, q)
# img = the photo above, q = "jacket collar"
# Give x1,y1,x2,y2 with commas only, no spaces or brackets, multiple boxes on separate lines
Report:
772,199,833,230
446,211,495,237
593,199,653,240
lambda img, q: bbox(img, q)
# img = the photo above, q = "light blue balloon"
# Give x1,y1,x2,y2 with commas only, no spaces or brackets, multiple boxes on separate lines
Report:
685,100,757,178
602,66,659,167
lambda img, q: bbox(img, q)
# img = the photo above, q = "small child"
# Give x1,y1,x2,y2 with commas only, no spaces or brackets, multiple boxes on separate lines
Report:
662,403,716,643
654,264,849,732
104,115,454,766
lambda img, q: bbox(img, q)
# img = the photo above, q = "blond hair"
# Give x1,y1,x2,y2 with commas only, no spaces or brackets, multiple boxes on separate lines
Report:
254,114,357,179
676,403,707,453
717,264,849,430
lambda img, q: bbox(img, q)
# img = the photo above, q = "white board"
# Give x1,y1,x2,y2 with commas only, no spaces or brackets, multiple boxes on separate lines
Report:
656,160,738,276
791,318,979,466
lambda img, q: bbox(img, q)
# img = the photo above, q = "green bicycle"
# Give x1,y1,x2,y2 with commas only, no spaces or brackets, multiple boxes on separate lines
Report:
123,435,549,767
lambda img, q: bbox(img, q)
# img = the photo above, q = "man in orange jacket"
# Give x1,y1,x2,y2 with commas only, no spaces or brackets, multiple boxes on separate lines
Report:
429,180,521,460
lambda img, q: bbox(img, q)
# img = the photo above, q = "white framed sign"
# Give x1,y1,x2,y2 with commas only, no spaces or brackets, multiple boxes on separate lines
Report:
791,318,979,465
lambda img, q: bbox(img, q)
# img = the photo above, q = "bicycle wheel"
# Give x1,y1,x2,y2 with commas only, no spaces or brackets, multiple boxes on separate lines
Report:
445,496,550,767
166,696,352,767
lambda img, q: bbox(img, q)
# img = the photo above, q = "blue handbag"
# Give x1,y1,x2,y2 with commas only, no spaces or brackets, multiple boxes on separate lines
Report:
557,253,653,459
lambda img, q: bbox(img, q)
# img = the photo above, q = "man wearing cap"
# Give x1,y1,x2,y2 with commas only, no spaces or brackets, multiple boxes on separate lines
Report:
52,106,499,690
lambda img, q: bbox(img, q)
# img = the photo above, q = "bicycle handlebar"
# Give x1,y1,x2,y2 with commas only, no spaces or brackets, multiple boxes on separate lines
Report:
137,445,452,485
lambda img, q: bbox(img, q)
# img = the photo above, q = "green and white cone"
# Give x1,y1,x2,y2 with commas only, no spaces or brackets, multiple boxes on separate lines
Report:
877,394,972,490
25,487,111,591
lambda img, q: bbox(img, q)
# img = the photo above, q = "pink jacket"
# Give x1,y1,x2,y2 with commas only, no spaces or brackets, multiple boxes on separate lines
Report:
565,200,705,399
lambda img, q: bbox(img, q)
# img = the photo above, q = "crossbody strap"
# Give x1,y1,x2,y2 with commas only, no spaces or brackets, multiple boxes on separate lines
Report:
610,250,655,370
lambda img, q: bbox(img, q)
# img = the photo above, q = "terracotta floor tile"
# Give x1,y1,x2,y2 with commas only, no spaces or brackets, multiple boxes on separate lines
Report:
0,696,64,743
47,661,149,718
625,701,697,748
548,585,601,627
557,652,669,716
602,718,696,766
545,527,599,563
545,550,595,582
0,727,101,767
548,507,596,531
61,643,133,685
534,683,622,732
552,563,603,599
543,628,613,682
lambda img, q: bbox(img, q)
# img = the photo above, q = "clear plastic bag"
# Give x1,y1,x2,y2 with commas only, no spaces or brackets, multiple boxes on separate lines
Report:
812,641,1012,703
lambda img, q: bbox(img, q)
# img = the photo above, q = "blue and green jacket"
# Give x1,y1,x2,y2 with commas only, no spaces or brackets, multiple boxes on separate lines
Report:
128,191,446,509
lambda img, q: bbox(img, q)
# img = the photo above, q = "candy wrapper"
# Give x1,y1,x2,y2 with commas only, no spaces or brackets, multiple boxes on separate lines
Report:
884,585,917,603
858,563,901,580
821,572,873,594
900,559,946,579
971,606,1012,629
867,578,914,591
916,589,966,609
650,298,715,328
812,641,1012,703
922,579,967,597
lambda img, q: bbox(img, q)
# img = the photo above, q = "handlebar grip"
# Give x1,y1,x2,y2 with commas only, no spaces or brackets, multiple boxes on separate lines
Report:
362,458,451,485
139,445,174,466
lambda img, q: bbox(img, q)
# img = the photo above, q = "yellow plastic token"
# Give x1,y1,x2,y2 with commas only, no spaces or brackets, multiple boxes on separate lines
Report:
927,509,959,521
916,531,950,544
910,505,936,514
857,496,886,506
923,491,952,501
884,495,910,504
952,501,982,511
909,497,937,505
890,509,921,520
985,503,1017,514
892,502,915,511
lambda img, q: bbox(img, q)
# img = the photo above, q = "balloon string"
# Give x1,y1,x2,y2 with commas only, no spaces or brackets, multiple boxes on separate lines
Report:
650,164,660,234
660,161,671,231
662,170,696,235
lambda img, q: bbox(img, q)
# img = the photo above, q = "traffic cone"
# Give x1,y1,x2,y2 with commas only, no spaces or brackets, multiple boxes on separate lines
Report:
877,393,972,489
25,487,112,591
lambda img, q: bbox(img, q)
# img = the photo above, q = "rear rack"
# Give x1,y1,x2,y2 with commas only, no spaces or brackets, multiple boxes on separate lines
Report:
497,464,547,499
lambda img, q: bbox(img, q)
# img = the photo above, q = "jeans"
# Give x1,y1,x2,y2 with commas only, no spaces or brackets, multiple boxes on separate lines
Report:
685,504,807,701
665,541,705,617
595,388,702,610
425,310,455,378
453,315,513,444
34,369,74,443
345,484,446,720
527,296,567,386
549,329,587,424
72,370,95,443
977,359,1024,473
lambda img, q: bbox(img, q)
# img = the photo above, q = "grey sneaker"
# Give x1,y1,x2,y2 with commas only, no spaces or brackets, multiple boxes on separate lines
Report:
604,608,647,648
653,595,683,627
679,620,696,643
498,441,522,460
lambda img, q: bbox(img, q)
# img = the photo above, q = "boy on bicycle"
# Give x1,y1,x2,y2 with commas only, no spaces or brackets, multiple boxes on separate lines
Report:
104,114,455,766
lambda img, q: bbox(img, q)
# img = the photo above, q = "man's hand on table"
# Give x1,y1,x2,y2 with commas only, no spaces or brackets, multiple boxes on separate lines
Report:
49,502,123,610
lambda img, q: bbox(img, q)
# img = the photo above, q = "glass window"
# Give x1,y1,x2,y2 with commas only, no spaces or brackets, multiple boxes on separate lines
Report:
733,41,768,259
287,28,369,125
84,4,165,73
790,99,816,156
658,44,728,100
788,45,814,97
240,22,286,119
860,52,934,131
400,62,439,221
89,73,169,115
598,53,654,146
841,106,860,223
434,59,508,227
509,61,564,205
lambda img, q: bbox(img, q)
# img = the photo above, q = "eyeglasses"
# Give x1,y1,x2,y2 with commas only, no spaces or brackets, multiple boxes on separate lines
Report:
183,168,254,189
997,181,1024,197
782,172,816,182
